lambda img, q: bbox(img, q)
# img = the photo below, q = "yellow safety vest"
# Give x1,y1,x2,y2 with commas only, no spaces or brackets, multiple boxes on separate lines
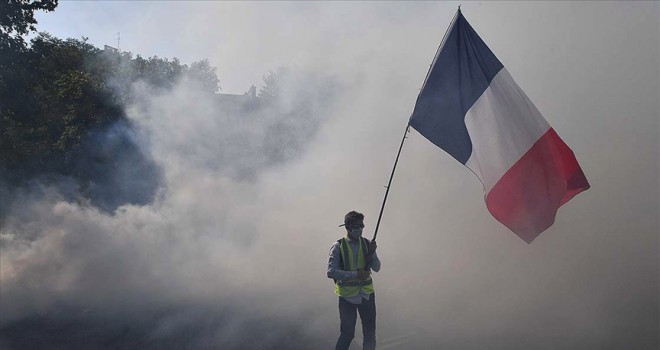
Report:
335,236,375,297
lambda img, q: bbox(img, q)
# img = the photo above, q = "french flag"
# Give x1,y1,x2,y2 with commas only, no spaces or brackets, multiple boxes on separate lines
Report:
409,10,590,243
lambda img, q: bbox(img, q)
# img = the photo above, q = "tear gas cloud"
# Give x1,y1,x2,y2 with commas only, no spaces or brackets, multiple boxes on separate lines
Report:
1,2,658,349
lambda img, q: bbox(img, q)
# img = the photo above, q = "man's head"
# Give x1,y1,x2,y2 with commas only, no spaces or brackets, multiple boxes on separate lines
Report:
343,211,365,240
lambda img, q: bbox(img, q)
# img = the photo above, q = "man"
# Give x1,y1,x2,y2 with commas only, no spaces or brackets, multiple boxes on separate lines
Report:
327,211,381,350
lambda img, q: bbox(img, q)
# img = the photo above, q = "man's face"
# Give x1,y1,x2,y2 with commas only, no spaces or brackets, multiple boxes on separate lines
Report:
346,220,365,240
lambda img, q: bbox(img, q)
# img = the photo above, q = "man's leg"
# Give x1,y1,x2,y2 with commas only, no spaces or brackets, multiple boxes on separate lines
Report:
336,297,357,350
357,294,376,350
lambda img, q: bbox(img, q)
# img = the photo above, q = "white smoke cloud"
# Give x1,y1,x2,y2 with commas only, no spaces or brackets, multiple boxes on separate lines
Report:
0,65,346,346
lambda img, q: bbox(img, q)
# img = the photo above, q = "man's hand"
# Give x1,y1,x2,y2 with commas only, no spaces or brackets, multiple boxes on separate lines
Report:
357,269,371,281
369,240,377,254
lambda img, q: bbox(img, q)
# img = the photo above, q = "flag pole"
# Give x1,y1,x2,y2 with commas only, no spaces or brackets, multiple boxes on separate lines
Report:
371,8,461,243
372,123,410,242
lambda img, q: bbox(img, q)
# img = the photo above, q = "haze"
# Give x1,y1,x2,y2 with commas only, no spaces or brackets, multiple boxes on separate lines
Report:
1,1,658,349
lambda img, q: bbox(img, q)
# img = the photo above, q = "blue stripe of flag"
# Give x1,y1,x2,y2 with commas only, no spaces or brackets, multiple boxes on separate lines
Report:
409,10,504,164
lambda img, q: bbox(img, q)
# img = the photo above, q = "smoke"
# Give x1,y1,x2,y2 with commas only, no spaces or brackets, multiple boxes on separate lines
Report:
2,1,659,349
72,120,162,212
0,64,344,348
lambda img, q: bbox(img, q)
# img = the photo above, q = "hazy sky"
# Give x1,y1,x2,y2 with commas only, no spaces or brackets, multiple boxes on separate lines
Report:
2,1,658,349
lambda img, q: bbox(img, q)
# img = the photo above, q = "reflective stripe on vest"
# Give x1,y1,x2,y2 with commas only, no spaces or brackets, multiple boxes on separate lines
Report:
337,279,373,287
335,236,375,297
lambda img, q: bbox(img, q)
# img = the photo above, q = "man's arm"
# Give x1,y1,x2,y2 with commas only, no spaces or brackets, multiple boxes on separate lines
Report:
368,239,381,272
327,242,358,281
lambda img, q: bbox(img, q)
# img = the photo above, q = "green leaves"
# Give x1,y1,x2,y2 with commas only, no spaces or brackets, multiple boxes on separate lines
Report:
55,70,92,100
1,33,221,186
0,0,58,50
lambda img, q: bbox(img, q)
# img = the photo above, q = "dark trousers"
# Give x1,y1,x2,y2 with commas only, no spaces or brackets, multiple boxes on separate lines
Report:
335,294,376,350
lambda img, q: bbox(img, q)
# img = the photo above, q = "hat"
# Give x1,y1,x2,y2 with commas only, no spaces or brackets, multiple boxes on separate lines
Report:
339,210,364,227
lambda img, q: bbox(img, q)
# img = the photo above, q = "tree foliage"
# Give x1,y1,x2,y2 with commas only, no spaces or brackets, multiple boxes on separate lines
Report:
0,1,318,216
0,0,58,50
259,67,289,102
0,33,220,189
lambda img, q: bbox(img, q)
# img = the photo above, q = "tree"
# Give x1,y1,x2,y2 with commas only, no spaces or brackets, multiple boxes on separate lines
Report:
189,59,220,93
0,0,58,36
259,67,289,102
1,32,222,212
0,0,58,49
0,0,225,214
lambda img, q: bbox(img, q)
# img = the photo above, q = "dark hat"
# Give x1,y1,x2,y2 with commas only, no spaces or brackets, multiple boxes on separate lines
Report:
339,210,364,227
